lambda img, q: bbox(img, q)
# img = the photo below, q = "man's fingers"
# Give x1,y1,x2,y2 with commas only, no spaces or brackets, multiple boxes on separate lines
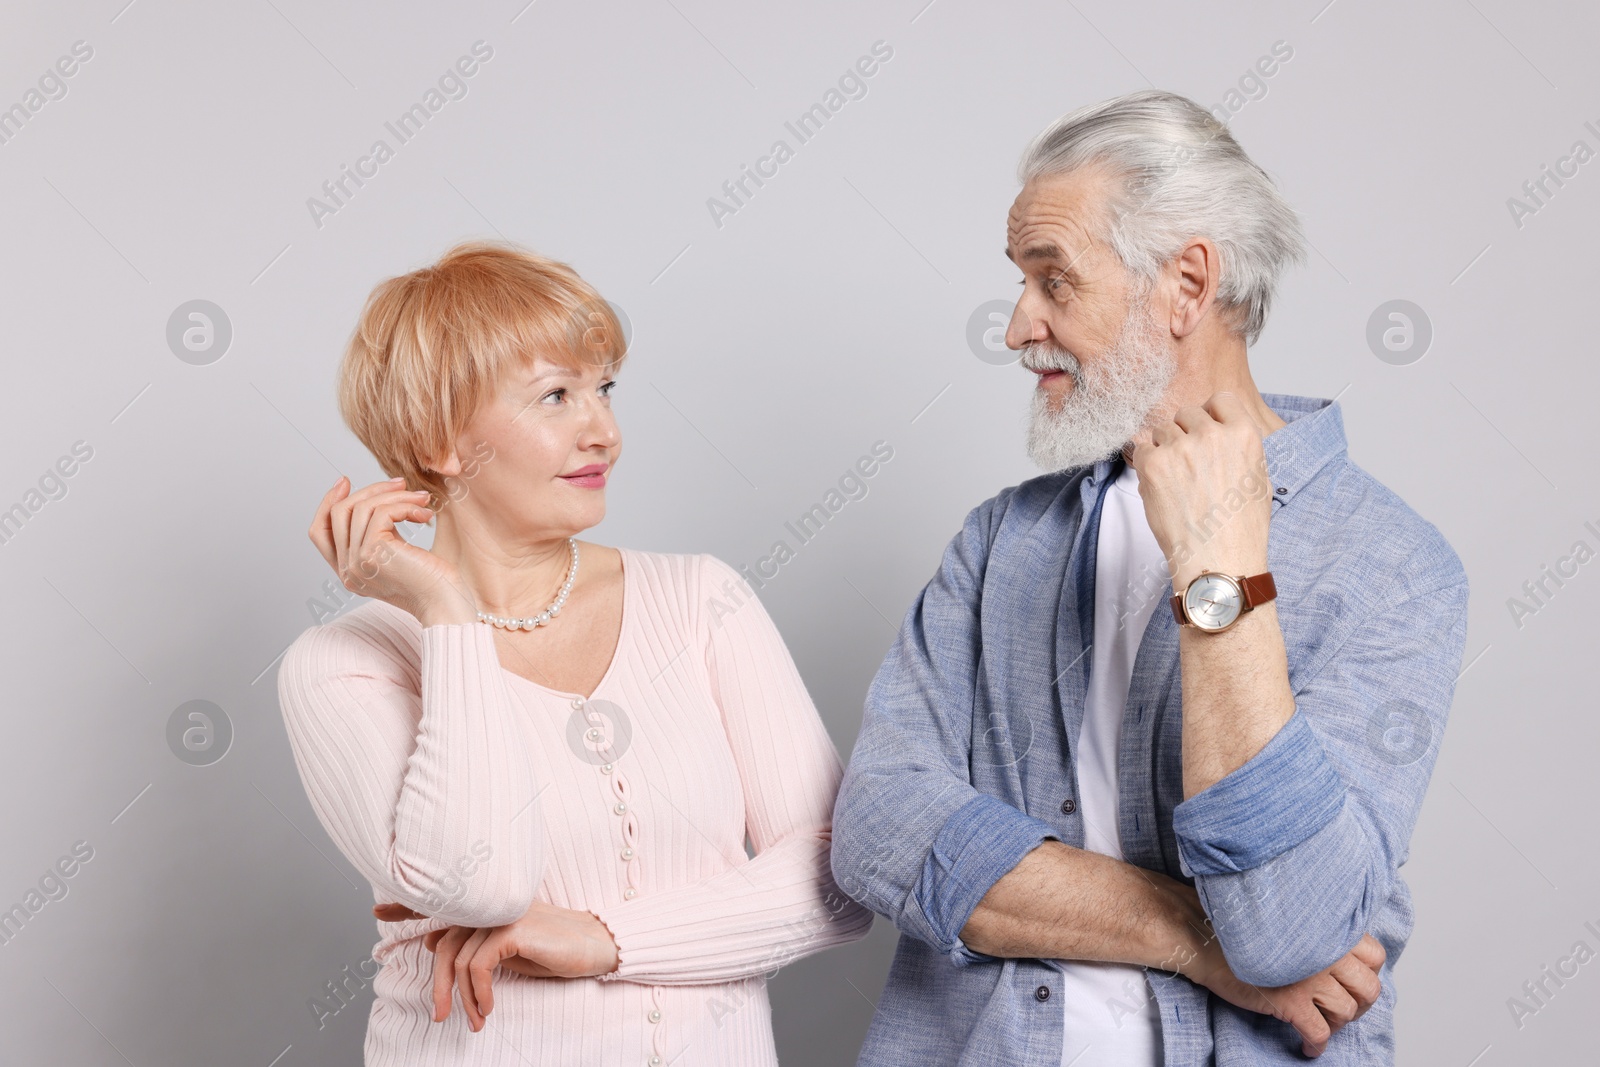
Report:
1203,390,1250,426
1328,953,1382,1017
1310,980,1360,1033
1169,404,1214,433
1350,933,1386,972
1288,1002,1332,1059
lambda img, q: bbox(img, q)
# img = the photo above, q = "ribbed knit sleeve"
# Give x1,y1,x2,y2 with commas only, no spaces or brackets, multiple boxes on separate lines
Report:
590,555,874,985
276,614,543,929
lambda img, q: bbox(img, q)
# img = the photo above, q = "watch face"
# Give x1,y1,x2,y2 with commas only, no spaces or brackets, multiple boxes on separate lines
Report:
1184,573,1243,631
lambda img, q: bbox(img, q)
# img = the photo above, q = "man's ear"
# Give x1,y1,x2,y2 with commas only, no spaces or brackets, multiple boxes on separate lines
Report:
1170,237,1221,339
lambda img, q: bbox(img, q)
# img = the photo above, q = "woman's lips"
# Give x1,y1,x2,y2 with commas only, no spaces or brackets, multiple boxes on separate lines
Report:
560,465,608,489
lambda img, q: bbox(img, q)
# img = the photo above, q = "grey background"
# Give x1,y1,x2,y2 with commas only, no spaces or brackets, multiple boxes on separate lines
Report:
0,0,1594,1063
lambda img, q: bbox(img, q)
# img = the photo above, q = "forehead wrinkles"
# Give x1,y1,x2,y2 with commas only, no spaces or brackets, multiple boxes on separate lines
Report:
1007,211,1096,266
1008,180,1102,263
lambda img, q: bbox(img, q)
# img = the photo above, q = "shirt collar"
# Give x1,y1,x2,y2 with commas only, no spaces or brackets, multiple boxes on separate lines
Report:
1258,392,1346,507
1085,392,1346,508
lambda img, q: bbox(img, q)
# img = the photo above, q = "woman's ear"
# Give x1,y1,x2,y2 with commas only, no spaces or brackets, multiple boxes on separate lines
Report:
424,448,464,479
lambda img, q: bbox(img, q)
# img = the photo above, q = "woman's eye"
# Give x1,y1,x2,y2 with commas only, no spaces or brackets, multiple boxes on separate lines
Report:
540,388,566,404
599,379,618,397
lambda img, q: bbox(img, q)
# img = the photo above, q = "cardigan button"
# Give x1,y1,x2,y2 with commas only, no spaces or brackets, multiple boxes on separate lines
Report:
1035,985,1051,1002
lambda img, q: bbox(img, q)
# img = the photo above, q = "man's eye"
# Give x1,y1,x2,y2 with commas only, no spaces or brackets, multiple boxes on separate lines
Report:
1019,275,1068,293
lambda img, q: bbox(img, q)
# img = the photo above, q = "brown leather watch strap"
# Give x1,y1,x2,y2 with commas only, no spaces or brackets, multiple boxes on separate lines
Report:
1168,593,1186,625
1240,571,1277,610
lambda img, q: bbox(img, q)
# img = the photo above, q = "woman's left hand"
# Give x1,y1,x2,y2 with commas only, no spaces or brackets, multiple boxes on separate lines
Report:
372,900,620,1031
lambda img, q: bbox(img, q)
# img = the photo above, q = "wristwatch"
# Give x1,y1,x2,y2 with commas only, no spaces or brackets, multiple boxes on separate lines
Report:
1169,570,1277,633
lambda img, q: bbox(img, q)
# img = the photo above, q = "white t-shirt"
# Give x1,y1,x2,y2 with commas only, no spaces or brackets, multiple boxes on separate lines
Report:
1052,461,1170,1065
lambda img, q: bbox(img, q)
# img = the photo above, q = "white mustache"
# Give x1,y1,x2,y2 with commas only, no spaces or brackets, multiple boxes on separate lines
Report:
1019,343,1080,376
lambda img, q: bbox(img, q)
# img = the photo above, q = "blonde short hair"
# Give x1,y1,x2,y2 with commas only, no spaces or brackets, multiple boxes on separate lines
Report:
337,240,627,503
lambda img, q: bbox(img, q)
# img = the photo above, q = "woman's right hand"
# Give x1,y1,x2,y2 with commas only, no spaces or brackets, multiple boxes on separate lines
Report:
309,476,474,626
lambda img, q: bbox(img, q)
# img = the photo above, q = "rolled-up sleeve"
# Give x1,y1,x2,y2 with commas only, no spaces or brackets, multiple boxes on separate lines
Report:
832,493,1060,966
1171,539,1470,987
1172,710,1347,875
924,793,1061,964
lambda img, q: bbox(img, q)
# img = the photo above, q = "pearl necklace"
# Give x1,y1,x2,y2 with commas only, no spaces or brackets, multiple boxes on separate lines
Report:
477,538,579,631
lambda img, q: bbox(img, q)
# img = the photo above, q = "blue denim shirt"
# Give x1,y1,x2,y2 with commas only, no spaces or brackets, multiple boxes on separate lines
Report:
831,393,1470,1066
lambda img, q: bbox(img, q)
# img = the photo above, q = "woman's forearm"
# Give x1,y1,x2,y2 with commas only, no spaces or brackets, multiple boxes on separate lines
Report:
590,830,874,986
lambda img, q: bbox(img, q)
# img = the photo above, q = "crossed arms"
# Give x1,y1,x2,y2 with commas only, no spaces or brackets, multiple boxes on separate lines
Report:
830,491,1470,1055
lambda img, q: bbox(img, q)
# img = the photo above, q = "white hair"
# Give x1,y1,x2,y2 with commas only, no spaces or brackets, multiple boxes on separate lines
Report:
1017,89,1305,347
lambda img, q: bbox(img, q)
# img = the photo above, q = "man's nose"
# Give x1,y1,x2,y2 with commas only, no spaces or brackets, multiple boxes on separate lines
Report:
1005,299,1044,351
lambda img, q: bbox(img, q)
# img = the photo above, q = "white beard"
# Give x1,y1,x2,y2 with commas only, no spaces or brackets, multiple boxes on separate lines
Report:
1022,286,1176,472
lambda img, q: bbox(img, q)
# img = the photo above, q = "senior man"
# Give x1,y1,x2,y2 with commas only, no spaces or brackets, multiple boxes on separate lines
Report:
832,88,1469,1066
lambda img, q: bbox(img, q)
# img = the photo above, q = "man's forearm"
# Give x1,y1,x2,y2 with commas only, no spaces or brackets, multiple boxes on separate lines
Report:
1174,598,1296,799
960,840,1211,973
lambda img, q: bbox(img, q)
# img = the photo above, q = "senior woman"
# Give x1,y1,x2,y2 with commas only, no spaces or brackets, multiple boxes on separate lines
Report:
276,240,873,1066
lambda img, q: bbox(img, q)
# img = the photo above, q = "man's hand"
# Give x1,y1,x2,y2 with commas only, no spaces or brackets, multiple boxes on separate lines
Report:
1188,932,1386,1058
1126,390,1275,593
374,900,620,1031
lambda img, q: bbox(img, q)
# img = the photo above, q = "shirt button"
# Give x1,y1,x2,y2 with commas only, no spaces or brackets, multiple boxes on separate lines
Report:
1060,798,1076,815
1035,985,1051,1002
1275,487,1287,495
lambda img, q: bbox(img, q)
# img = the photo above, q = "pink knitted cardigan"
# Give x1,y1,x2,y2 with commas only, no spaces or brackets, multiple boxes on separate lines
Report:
278,548,873,1065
